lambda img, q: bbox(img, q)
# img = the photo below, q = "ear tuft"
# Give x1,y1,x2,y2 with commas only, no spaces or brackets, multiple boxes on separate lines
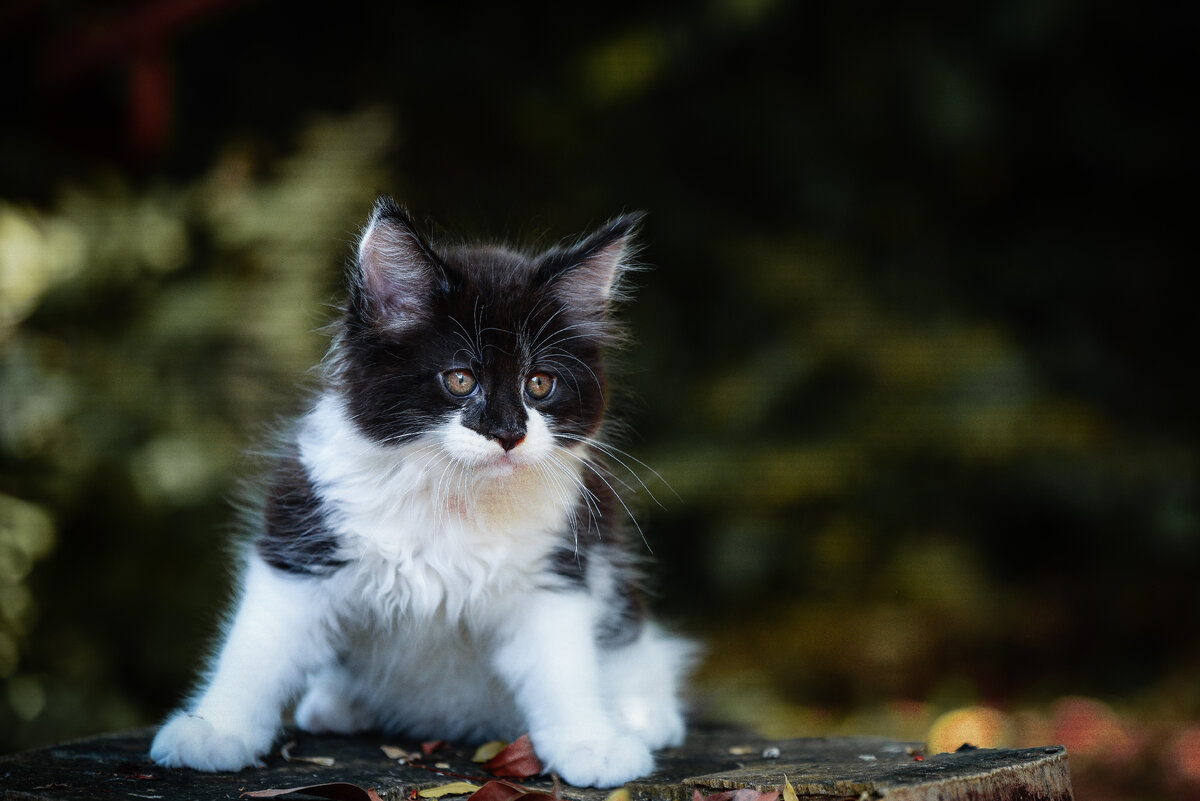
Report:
536,212,645,311
352,197,445,327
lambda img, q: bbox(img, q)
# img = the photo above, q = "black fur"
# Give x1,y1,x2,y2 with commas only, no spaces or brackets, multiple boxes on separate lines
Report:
334,201,630,450
257,449,345,576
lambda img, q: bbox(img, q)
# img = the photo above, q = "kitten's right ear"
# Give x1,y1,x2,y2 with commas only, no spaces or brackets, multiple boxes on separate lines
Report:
351,197,447,328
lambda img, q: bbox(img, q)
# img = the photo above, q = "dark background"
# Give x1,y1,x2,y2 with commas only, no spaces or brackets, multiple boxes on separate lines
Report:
1,1,1196,796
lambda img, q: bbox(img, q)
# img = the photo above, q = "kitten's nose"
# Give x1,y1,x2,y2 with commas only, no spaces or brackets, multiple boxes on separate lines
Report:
494,431,525,452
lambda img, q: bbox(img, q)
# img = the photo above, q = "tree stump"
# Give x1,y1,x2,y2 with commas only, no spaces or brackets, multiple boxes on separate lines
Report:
0,725,1072,801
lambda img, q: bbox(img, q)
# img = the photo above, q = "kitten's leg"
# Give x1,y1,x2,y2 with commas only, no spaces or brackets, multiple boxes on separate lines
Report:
491,590,654,788
294,664,373,735
151,557,338,771
602,623,694,751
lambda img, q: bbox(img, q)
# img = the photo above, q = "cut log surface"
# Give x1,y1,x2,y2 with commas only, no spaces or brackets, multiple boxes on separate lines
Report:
0,725,1073,801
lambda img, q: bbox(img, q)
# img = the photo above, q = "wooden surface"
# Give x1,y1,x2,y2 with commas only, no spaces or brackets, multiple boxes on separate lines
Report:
0,725,1073,801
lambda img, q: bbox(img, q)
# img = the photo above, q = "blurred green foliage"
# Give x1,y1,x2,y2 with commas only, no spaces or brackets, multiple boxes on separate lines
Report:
0,4,1195,793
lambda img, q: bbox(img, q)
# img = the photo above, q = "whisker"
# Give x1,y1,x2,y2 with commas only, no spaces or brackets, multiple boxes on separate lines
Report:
553,444,652,553
557,432,678,506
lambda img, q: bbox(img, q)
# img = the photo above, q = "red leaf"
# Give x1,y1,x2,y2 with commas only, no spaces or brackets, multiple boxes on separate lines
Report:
468,779,563,801
692,789,779,801
423,740,449,755
468,780,534,801
481,734,543,779
734,791,778,801
242,782,385,801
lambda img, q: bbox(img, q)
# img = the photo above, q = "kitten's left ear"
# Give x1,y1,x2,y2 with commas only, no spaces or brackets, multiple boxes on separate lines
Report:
351,197,449,329
535,212,645,310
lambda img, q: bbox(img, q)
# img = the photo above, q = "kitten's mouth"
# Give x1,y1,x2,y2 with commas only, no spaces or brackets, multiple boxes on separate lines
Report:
473,450,526,475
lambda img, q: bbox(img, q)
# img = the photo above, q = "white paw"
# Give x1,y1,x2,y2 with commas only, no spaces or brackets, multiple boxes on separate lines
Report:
150,713,267,772
626,705,686,751
295,683,370,735
536,731,655,788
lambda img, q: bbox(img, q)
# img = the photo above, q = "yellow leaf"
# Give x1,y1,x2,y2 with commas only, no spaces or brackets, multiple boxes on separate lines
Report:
418,782,482,798
605,789,632,801
472,740,509,762
782,777,798,801
382,745,414,760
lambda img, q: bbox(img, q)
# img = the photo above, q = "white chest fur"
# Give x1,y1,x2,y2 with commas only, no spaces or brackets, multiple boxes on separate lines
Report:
297,394,581,622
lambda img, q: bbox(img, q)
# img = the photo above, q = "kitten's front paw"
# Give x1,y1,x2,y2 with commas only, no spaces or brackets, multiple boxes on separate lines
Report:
150,713,267,772
536,731,654,788
616,697,686,751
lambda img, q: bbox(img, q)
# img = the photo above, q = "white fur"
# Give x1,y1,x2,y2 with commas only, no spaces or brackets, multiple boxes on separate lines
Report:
151,392,691,787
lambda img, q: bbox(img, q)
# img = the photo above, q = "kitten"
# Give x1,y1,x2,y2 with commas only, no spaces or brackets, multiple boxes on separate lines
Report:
149,197,692,788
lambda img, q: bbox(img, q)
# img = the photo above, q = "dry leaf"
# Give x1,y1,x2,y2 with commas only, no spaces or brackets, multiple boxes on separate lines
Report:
382,745,416,761
467,780,535,801
781,777,798,801
423,740,450,755
280,740,336,767
604,789,632,801
472,740,509,763
481,734,543,779
242,782,384,801
692,788,780,801
727,746,753,755
418,781,482,798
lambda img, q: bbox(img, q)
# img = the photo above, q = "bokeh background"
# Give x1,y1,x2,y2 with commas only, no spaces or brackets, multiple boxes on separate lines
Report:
1,1,1195,797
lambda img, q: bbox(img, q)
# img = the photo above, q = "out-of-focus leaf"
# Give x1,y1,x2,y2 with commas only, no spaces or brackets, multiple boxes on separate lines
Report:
481,734,543,779
692,788,780,801
242,782,384,801
418,781,482,797
468,780,537,801
280,739,335,767
472,740,509,763
382,744,420,762
423,740,449,755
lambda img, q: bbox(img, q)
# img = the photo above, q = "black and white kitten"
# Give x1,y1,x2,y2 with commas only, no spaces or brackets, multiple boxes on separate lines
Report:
150,197,692,788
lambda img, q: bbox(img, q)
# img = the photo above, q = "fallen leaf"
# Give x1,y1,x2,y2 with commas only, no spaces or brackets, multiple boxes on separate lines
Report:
383,745,417,761
737,791,777,801
604,789,631,801
472,740,509,763
481,734,543,779
781,777,798,801
727,746,753,755
281,740,336,767
692,788,780,801
242,782,384,801
418,782,483,798
468,780,534,801
423,740,449,755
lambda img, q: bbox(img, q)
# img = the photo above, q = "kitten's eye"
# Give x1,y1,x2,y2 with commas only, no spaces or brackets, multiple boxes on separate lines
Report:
525,372,555,400
443,369,478,397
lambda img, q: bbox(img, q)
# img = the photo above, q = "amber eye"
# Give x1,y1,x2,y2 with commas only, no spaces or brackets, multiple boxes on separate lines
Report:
525,372,555,400
443,369,478,397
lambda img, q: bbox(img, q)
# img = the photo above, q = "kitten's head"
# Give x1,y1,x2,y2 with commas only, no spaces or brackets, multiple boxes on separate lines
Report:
329,196,641,476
